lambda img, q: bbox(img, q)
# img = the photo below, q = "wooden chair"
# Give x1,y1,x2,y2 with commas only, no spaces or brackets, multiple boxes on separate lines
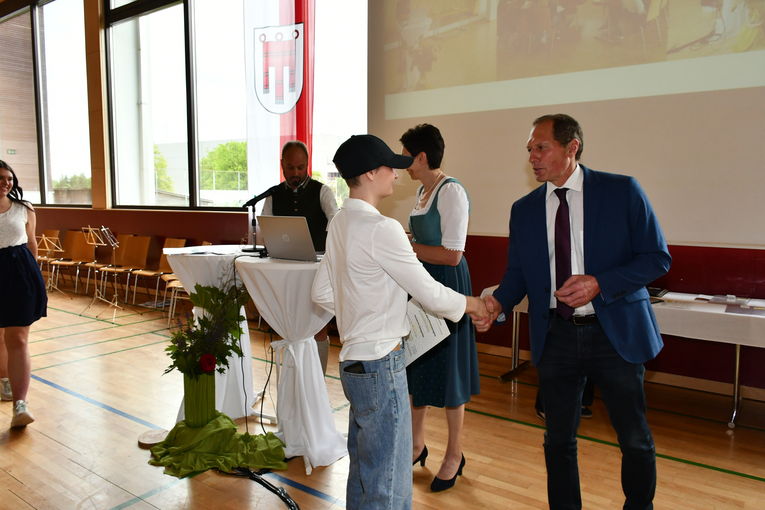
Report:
82,233,134,296
166,241,212,324
99,235,152,303
130,237,187,306
166,279,190,326
49,231,96,293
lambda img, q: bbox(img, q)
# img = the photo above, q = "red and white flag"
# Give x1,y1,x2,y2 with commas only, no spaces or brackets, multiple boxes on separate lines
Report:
244,0,314,200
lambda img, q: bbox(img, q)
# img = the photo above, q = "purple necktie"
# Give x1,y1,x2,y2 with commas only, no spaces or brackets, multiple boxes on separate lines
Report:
554,188,573,319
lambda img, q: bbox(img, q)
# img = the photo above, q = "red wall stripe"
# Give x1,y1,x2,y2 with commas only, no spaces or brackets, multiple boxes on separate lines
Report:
34,207,765,389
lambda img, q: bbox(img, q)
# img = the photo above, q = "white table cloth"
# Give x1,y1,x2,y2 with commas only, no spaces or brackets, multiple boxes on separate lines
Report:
652,292,765,348
235,256,347,474
485,286,765,426
165,245,256,421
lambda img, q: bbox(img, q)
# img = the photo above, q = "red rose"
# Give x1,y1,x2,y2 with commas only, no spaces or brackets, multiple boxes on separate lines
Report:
199,353,216,373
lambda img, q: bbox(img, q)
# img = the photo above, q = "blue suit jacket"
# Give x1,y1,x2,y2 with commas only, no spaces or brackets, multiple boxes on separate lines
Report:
493,166,671,365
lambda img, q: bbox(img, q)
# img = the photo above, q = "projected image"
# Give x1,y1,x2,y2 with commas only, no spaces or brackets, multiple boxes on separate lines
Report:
384,0,765,93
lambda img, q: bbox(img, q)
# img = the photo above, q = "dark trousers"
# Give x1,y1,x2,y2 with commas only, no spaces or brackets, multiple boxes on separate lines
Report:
536,377,594,412
537,314,656,510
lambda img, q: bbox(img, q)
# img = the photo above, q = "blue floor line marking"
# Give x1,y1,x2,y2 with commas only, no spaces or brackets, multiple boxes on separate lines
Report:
30,374,163,430
265,470,345,505
31,373,343,507
109,479,184,510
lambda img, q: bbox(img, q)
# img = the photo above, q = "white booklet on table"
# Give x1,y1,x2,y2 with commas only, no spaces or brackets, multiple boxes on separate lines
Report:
404,300,450,366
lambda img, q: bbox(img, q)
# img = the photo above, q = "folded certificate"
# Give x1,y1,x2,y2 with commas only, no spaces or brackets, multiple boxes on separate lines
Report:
404,300,450,366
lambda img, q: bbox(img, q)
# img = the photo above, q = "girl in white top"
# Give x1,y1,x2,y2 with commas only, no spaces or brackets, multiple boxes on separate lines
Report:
0,160,47,428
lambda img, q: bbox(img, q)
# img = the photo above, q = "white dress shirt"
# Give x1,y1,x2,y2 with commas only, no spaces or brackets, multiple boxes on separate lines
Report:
312,198,466,362
545,165,595,316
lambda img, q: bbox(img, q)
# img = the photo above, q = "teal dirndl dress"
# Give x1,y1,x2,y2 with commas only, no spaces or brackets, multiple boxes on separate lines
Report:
406,178,480,407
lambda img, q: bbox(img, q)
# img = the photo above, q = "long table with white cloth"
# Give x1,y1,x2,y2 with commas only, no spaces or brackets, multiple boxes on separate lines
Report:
652,292,765,428
165,245,346,473
500,290,765,428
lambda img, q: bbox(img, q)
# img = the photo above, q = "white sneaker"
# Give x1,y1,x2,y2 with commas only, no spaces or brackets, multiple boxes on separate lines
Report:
0,378,11,401
11,400,34,428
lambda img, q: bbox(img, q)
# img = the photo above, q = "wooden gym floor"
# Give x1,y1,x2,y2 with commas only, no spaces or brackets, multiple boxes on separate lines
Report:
0,290,763,509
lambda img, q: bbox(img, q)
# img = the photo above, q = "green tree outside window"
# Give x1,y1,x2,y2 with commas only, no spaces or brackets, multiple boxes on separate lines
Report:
200,141,248,190
155,146,174,192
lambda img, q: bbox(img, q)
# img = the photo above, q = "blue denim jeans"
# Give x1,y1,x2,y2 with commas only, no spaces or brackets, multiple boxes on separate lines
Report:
340,348,412,510
537,314,656,510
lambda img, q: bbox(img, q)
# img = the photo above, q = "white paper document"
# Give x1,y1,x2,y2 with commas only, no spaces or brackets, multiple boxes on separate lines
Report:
404,300,450,366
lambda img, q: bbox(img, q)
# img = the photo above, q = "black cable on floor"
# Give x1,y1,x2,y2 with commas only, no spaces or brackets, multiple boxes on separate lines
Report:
218,467,300,510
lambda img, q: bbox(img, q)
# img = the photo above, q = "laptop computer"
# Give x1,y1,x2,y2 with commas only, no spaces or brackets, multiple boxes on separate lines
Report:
257,215,320,262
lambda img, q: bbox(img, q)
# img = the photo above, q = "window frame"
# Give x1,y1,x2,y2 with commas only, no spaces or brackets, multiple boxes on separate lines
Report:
105,0,207,210
1,0,92,207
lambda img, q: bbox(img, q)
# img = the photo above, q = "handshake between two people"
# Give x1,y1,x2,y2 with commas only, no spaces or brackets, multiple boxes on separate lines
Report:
466,294,502,333
465,295,500,332
467,275,602,333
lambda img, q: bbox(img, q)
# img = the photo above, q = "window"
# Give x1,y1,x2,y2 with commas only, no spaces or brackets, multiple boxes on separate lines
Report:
0,9,41,202
312,0,367,204
109,3,190,206
106,0,367,209
193,0,248,207
38,0,92,204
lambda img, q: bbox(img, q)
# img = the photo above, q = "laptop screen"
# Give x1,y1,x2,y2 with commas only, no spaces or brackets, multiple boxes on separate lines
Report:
257,215,318,262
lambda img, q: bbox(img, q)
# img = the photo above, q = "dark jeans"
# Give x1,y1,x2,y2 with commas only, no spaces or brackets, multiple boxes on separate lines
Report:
537,314,656,510
536,377,594,412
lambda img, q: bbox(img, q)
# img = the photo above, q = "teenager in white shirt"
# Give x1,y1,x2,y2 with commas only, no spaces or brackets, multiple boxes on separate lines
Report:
312,134,487,510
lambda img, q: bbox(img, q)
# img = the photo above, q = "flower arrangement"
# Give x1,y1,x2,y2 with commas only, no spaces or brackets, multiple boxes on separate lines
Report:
164,282,250,379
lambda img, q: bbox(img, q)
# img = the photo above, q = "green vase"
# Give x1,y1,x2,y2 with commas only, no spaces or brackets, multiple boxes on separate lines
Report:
183,373,215,427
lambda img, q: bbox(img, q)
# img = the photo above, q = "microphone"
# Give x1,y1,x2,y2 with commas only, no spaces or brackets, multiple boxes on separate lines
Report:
242,184,281,208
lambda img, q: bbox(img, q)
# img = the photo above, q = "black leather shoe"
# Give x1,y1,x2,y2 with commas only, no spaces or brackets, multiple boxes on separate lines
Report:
412,445,428,467
430,454,465,492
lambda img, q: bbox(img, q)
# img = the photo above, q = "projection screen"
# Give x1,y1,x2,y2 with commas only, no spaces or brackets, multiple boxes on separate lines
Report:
368,0,765,247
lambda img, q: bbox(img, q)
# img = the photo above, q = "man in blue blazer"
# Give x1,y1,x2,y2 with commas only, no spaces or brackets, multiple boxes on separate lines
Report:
480,114,671,509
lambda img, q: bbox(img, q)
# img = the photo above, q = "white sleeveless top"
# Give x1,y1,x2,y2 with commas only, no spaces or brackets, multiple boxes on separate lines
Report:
0,201,29,249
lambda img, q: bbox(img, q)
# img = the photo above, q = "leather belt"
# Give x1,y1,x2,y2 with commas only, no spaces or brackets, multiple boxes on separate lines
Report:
570,314,598,326
550,310,599,326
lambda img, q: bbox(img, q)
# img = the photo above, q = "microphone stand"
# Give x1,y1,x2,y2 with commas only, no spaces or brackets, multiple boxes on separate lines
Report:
241,184,280,256
242,204,267,256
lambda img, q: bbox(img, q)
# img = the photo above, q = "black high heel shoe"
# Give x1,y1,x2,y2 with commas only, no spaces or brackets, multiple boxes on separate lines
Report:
430,454,465,492
412,445,428,467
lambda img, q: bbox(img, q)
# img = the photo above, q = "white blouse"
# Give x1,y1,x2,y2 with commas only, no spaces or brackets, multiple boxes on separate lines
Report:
410,180,469,251
0,201,29,249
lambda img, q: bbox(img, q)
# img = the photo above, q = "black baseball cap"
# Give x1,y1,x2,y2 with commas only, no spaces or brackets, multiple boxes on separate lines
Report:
333,134,413,179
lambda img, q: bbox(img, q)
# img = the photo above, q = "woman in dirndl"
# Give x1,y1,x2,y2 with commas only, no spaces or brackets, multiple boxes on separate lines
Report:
400,124,480,492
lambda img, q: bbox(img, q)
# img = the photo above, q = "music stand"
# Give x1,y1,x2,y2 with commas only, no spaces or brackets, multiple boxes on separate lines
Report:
80,225,122,319
37,234,65,294
82,225,105,247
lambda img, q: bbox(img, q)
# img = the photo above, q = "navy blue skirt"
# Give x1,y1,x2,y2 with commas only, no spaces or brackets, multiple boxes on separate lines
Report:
0,244,47,327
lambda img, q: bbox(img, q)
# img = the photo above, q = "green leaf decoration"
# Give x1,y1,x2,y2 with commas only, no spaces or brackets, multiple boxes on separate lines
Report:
164,280,250,380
